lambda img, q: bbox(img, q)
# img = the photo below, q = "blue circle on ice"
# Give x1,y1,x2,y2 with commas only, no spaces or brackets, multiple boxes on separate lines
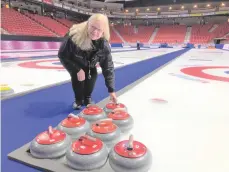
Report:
225,71,229,74
52,62,61,65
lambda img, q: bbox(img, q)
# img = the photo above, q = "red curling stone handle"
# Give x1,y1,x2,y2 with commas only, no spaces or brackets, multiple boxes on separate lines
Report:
127,134,134,150
68,113,79,119
115,102,123,106
95,118,113,126
80,135,97,146
83,135,97,142
48,126,54,135
112,108,126,113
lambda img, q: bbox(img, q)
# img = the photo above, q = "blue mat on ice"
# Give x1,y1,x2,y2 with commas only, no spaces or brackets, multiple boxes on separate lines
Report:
1,48,190,172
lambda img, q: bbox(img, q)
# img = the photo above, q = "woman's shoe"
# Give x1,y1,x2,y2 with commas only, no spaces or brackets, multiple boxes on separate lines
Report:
72,100,83,110
84,97,95,106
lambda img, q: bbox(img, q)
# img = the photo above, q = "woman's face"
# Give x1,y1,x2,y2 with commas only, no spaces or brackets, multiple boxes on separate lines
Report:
88,20,104,40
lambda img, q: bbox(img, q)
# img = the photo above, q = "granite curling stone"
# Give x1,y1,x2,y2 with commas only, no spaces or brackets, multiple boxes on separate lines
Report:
57,113,90,140
109,135,152,172
107,108,134,133
30,126,71,159
0,85,14,97
86,118,121,149
66,134,108,170
79,104,106,123
103,102,128,115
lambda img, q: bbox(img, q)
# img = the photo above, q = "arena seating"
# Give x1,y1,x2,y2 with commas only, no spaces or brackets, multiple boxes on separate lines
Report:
135,26,155,43
211,22,229,39
114,25,135,43
152,25,187,44
25,13,69,36
189,24,213,44
55,18,75,28
1,8,55,37
109,26,123,43
114,25,155,43
1,7,229,45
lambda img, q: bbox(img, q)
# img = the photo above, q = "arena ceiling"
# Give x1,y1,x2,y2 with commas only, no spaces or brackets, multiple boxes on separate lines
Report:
98,0,224,8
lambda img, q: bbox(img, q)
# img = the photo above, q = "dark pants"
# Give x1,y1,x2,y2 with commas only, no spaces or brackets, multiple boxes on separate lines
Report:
71,67,97,102
60,59,97,102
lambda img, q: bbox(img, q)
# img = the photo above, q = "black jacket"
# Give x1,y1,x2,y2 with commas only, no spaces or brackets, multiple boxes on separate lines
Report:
58,35,115,93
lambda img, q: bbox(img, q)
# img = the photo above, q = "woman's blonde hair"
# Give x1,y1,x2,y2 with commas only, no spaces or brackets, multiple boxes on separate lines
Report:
69,13,110,50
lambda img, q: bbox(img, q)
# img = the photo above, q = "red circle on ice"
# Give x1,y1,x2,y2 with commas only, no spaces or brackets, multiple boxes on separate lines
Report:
72,136,103,155
18,60,102,70
108,110,130,120
82,105,103,115
181,66,229,82
106,103,125,110
36,129,66,145
61,116,86,128
91,121,117,133
114,140,147,158
18,60,64,69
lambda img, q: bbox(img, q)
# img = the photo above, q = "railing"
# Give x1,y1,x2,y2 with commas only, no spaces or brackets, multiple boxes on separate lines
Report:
30,0,229,20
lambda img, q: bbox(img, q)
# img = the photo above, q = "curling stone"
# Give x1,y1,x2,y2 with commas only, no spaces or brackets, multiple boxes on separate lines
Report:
86,118,121,149
103,102,127,114
30,126,71,159
0,84,14,97
57,113,90,140
107,108,134,133
79,104,106,123
66,134,108,170
109,135,152,172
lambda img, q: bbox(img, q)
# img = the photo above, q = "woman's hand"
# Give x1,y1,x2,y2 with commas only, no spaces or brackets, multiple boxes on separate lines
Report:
109,92,118,103
77,69,85,81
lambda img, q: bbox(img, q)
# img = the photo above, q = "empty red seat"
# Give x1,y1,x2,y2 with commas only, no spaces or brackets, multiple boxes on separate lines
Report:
152,25,186,44
1,8,55,37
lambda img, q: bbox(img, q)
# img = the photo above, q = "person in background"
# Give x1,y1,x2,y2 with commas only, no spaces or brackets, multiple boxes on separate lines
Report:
137,40,140,50
58,13,117,110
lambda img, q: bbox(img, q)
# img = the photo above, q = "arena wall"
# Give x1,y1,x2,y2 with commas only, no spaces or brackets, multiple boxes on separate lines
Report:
1,34,229,61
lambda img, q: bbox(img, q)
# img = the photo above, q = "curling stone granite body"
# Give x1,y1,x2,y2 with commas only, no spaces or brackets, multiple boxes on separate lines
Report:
66,135,108,170
107,109,134,133
79,104,106,123
103,102,128,114
86,119,121,149
57,114,90,140
109,135,152,172
30,126,71,159
0,85,14,97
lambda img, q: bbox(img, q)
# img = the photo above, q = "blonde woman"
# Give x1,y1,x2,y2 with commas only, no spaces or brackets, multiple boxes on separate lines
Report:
58,13,117,110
